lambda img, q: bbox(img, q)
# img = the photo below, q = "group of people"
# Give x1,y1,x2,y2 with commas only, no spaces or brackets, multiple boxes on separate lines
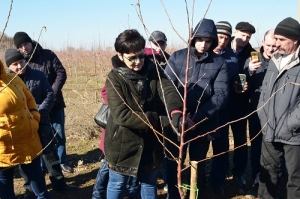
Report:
0,32,76,199
92,16,300,199
0,16,300,199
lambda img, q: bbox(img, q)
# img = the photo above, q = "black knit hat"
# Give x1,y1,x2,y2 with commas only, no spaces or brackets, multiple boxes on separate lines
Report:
4,49,24,67
13,32,32,48
149,31,167,43
235,22,256,34
216,21,232,37
274,17,300,40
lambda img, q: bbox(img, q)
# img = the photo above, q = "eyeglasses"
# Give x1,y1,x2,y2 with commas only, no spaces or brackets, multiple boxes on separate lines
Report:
123,54,145,62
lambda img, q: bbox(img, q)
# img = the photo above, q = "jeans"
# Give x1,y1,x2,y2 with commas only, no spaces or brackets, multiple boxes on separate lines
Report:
49,108,67,165
20,152,66,191
0,157,50,199
107,167,156,199
258,136,300,199
92,158,110,199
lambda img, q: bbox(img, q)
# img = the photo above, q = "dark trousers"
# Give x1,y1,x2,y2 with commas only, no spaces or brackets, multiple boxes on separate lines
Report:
229,103,248,177
258,136,300,199
165,130,210,199
0,157,50,199
21,121,66,190
210,123,229,187
20,152,66,191
248,110,262,182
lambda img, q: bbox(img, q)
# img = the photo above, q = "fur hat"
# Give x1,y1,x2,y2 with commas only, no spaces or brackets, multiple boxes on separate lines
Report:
216,21,232,37
235,22,256,34
4,49,24,67
274,17,300,40
149,31,167,43
13,32,32,48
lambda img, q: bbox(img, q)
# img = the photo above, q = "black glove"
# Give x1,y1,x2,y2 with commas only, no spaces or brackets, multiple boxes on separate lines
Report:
159,116,171,129
171,113,187,141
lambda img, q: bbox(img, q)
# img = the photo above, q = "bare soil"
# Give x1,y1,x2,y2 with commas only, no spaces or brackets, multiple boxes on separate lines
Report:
12,81,287,199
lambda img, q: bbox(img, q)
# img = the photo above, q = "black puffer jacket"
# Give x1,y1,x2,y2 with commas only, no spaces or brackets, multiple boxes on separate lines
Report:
105,55,182,177
22,41,67,109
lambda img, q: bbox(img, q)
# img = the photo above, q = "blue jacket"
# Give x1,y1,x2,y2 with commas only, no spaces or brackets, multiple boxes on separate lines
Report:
19,67,54,113
165,19,229,136
23,42,66,109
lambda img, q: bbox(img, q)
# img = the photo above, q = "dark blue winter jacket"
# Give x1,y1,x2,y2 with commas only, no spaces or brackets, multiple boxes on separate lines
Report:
23,42,66,110
165,18,229,136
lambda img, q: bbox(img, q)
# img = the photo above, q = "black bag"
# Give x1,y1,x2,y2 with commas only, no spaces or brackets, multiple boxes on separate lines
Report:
94,103,110,128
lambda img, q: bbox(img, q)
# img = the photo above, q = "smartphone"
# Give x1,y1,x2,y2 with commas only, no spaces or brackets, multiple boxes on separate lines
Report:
239,74,246,90
251,51,259,60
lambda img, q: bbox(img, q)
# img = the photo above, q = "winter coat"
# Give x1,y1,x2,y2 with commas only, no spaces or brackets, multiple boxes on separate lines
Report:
165,18,229,137
244,46,270,111
22,41,67,109
258,46,300,145
217,48,239,122
227,37,255,107
0,60,42,167
10,66,54,153
105,55,182,177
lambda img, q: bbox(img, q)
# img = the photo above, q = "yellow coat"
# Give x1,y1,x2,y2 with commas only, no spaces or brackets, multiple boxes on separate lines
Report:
0,60,42,167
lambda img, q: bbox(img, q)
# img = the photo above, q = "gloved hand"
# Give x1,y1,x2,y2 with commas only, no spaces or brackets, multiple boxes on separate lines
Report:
159,116,171,129
171,112,187,142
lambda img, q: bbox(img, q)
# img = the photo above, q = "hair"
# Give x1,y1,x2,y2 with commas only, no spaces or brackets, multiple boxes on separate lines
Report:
114,29,145,54
263,29,275,40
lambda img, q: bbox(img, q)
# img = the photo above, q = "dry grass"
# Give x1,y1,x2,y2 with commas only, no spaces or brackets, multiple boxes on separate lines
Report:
9,47,288,199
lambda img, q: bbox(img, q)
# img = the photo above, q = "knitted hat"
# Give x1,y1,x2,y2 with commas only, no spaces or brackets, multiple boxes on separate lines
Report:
4,49,24,67
216,21,232,37
149,31,167,43
13,32,32,48
274,17,300,40
235,22,256,34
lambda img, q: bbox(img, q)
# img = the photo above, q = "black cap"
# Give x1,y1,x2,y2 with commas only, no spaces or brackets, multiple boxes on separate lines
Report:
13,32,32,48
274,17,300,40
149,31,167,43
4,49,24,67
235,22,256,34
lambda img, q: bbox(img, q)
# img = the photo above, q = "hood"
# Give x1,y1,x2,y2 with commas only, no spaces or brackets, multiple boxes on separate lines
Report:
191,18,218,51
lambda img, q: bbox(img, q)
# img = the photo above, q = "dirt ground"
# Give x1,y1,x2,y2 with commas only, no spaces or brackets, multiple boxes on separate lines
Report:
12,82,288,199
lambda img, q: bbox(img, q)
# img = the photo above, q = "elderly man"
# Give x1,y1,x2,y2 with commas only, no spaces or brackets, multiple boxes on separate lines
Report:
226,21,256,189
257,17,300,199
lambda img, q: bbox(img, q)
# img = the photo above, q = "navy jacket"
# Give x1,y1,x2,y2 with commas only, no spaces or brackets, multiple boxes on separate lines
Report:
165,18,229,136
258,46,300,145
23,42,67,109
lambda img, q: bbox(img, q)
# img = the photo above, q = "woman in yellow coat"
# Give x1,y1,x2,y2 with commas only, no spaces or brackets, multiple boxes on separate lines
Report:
0,59,50,199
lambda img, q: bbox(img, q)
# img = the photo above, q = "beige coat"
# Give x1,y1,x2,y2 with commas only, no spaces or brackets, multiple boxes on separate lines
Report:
0,60,42,167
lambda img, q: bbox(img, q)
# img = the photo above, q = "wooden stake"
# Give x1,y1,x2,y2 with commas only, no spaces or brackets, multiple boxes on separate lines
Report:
189,161,198,199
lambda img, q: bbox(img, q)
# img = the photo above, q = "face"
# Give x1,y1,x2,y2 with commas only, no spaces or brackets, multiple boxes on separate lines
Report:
234,30,252,48
9,59,26,75
275,35,298,55
214,34,230,52
149,41,167,56
119,50,145,71
18,42,33,55
262,35,277,57
194,37,213,53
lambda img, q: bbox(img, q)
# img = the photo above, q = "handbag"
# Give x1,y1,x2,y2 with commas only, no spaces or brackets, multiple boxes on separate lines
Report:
94,103,110,128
